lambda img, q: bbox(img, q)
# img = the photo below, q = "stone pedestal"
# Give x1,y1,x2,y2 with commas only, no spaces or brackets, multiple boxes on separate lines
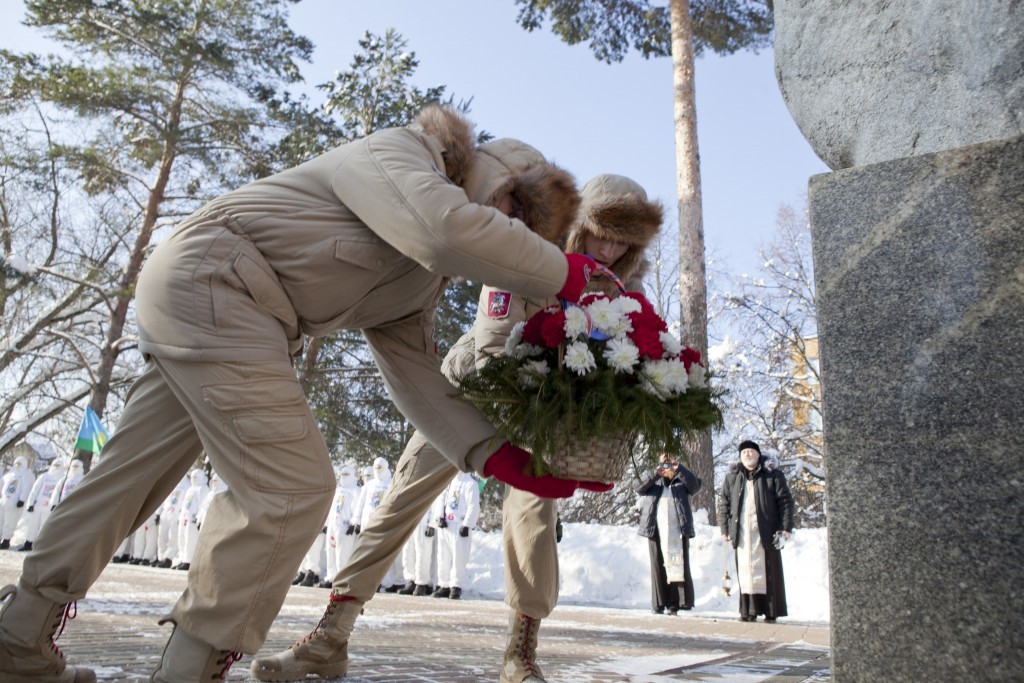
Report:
810,135,1024,681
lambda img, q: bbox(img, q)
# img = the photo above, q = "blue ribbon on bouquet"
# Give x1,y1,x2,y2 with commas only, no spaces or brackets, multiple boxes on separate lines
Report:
560,260,627,341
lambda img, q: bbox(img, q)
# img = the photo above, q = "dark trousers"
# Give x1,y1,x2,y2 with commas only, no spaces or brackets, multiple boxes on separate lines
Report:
647,536,694,612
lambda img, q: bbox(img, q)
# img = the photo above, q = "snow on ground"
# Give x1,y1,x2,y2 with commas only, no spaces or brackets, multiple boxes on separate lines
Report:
464,511,831,623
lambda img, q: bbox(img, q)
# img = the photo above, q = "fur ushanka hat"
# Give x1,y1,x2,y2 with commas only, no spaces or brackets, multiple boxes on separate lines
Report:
564,173,663,293
413,105,579,248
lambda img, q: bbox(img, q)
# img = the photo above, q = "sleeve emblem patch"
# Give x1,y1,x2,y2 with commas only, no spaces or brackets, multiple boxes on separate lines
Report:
487,291,512,319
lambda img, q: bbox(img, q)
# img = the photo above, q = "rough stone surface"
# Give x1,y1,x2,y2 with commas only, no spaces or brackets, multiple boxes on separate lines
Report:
809,135,1024,682
774,0,1024,169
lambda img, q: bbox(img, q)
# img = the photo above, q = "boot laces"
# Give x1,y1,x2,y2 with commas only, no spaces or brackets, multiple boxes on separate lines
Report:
515,615,542,677
48,601,77,659
294,595,341,647
213,650,242,679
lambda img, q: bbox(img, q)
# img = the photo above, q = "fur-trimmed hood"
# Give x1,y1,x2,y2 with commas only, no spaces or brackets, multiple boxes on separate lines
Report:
564,173,663,293
413,105,579,247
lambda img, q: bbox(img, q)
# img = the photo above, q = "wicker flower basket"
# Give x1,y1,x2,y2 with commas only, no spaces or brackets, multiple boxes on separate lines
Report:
538,432,634,483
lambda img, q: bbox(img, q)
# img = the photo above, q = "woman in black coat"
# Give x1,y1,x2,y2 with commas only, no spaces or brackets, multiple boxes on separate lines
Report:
636,453,702,614
718,440,795,622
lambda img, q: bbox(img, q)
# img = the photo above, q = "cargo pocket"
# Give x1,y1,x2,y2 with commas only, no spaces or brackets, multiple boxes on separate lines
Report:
203,378,331,493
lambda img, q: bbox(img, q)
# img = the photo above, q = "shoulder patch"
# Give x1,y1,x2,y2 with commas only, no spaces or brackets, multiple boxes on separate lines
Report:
487,291,512,319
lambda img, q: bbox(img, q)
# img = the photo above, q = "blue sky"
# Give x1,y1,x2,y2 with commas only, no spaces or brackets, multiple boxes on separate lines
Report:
2,0,829,275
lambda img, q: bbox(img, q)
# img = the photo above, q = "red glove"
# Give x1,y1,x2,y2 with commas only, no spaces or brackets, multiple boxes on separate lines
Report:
557,253,598,303
483,443,614,498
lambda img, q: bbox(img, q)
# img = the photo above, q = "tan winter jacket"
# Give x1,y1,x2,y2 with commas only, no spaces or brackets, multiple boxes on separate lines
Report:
135,106,578,473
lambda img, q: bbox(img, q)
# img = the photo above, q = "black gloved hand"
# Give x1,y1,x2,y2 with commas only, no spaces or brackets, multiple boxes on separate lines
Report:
16,501,24,508
425,527,435,538
437,517,448,529
345,524,355,536
27,505,34,513
354,525,361,535
322,526,328,534
555,519,563,543
459,526,469,538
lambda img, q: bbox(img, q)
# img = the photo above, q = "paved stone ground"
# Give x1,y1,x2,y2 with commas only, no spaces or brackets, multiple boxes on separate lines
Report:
0,551,831,682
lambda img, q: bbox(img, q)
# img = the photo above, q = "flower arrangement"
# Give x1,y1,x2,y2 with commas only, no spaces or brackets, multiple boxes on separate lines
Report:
455,287,724,482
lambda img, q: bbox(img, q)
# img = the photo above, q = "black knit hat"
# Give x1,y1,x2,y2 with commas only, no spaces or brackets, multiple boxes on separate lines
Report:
738,440,761,455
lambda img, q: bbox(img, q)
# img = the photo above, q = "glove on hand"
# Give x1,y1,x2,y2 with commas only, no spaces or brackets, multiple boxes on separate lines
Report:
556,253,597,303
27,505,34,513
555,519,564,543
354,525,361,535
345,524,355,536
154,514,160,525
16,501,24,508
425,527,435,538
437,517,448,529
459,526,469,538
483,443,578,499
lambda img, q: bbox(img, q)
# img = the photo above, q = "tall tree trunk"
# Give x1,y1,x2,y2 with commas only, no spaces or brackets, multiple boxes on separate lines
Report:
75,76,188,471
669,0,715,524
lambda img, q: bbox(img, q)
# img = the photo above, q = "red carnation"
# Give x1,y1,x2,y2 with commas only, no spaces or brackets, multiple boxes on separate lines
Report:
681,347,702,371
628,325,664,360
522,308,554,346
579,292,610,308
539,310,567,348
522,307,567,349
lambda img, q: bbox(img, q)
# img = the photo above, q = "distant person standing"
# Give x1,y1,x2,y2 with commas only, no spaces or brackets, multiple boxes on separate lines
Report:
718,440,795,623
47,459,85,510
1,457,34,550
325,465,360,589
398,508,436,596
155,475,189,569
15,460,65,553
636,453,701,615
175,469,210,571
351,457,403,591
431,471,481,600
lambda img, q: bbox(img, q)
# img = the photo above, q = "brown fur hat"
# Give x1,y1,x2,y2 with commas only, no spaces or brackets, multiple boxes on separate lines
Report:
413,105,476,188
414,105,579,246
565,174,664,292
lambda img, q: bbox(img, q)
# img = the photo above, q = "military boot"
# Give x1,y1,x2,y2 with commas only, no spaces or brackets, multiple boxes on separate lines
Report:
0,582,96,683
249,593,363,681
150,618,241,682
500,611,546,683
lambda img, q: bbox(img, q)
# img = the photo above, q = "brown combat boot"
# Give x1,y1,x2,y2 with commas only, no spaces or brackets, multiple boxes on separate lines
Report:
249,593,363,681
150,618,241,682
500,611,546,683
0,582,96,683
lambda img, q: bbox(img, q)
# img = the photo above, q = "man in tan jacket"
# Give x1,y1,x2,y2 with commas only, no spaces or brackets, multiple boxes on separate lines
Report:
0,106,600,683
249,174,662,683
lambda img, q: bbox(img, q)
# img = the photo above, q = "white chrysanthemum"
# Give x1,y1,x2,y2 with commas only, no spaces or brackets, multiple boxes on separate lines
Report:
687,363,708,388
563,306,591,339
503,321,526,355
586,298,632,338
564,341,597,376
614,296,643,315
640,359,688,399
517,360,550,388
507,342,535,360
602,337,640,374
659,331,682,357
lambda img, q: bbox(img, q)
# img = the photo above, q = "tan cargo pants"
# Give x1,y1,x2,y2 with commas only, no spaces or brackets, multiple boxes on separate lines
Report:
332,432,559,619
21,356,335,653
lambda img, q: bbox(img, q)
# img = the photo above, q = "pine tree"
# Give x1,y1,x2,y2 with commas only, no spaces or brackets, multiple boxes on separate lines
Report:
2,0,318,468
